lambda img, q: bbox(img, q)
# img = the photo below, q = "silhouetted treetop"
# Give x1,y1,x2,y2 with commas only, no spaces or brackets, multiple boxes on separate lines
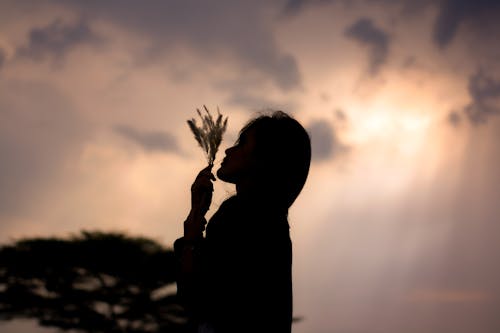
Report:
0,231,188,333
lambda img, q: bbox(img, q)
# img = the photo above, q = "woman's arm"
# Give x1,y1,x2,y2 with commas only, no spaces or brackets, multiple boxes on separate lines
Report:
185,165,215,240
175,166,215,310
178,165,214,273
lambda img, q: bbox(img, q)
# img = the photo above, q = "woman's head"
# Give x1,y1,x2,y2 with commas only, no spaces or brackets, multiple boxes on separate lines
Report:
217,111,311,209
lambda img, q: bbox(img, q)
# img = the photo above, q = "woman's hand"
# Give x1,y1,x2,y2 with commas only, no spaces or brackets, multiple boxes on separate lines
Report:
184,165,215,240
191,165,216,216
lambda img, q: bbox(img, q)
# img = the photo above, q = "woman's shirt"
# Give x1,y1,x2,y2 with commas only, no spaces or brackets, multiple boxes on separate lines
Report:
175,195,292,333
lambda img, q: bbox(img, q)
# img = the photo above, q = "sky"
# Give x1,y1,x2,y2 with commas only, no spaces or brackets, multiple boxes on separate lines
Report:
1,0,500,332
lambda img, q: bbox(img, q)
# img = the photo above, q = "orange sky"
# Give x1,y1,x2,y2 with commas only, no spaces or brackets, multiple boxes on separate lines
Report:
1,1,500,332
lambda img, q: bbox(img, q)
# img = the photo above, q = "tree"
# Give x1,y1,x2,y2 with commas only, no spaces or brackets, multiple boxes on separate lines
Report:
0,231,188,333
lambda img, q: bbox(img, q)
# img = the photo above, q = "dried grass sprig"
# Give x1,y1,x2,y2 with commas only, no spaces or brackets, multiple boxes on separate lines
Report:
187,105,228,165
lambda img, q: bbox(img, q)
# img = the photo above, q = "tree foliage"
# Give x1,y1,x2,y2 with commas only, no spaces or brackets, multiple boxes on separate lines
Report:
0,231,188,333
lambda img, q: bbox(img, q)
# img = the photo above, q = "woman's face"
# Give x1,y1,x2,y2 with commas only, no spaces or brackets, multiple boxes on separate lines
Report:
216,128,257,184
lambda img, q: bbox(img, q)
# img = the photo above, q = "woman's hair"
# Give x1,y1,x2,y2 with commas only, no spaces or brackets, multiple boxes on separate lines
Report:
240,111,311,209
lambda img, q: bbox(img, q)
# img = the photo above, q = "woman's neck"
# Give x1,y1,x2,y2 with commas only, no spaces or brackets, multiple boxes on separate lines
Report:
236,177,268,198
235,181,287,213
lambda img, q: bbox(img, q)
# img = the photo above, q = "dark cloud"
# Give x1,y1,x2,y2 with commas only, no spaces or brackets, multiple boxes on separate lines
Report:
334,109,347,122
282,0,333,15
448,111,461,127
16,19,99,62
280,0,500,58
0,80,89,217
284,0,434,16
307,120,345,161
58,1,301,91
461,70,500,124
433,0,500,48
114,126,179,154
344,17,390,75
283,0,307,14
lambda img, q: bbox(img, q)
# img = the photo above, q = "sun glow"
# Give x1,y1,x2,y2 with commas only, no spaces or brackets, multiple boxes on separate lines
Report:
347,100,433,158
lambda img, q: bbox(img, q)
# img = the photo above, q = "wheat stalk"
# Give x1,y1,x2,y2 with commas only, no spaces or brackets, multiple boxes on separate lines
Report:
187,105,228,165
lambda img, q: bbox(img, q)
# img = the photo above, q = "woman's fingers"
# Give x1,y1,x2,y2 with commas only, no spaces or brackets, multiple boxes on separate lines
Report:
190,165,216,216
196,165,216,181
192,177,214,194
200,217,207,231
185,165,216,239
192,166,216,193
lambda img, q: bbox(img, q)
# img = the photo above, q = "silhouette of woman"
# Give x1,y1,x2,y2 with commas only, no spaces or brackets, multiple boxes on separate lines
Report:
175,111,311,333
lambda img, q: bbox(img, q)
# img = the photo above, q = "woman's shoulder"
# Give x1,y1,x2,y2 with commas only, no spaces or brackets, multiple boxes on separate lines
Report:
208,195,290,236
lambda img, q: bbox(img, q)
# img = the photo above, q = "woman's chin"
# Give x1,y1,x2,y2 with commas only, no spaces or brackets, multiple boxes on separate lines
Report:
216,167,227,181
216,168,235,184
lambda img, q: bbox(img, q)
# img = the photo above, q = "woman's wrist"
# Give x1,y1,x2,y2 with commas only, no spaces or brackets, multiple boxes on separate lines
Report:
187,208,203,221
184,210,206,241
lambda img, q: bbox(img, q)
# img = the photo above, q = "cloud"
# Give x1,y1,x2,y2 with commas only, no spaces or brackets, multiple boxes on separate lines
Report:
283,0,308,14
407,289,491,303
16,19,99,63
59,1,301,91
344,17,390,75
433,0,500,48
279,0,500,57
226,92,277,110
447,111,461,127
460,70,500,124
307,119,346,161
114,126,179,154
0,48,5,69
282,0,333,15
334,109,347,122
225,91,296,112
0,80,89,217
